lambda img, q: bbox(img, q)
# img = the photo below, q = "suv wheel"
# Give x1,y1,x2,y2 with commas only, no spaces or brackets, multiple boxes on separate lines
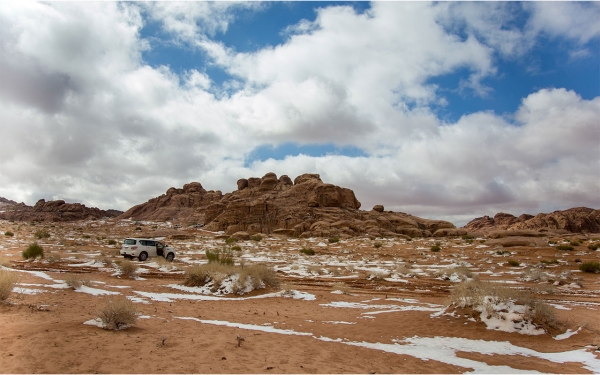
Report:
138,252,148,262
165,252,174,262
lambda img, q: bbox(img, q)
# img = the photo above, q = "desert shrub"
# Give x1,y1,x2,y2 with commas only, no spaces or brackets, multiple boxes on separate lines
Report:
307,265,323,275
135,227,142,231
34,229,50,239
369,270,388,280
579,262,600,273
462,234,475,240
588,243,599,251
238,264,279,289
373,242,383,248
4,231,14,237
98,296,138,330
451,266,473,279
300,247,315,256
569,241,580,247
205,249,234,265
82,235,90,239
231,245,242,251
64,274,91,289
107,239,117,245
332,282,350,294
0,257,11,268
496,250,510,255
507,260,520,267
328,237,340,243
250,234,262,241
118,260,138,278
430,245,441,252
22,243,44,259
184,265,213,286
540,259,559,265
556,245,573,251
0,269,18,301
225,237,238,244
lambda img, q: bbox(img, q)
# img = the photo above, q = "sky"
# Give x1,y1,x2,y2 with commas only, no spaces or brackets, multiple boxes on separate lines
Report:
0,1,599,227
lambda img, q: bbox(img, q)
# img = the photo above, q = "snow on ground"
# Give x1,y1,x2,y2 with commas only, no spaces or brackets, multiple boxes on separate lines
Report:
175,318,600,373
75,285,120,296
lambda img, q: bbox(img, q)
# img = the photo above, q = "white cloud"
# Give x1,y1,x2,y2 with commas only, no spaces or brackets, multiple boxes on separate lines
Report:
0,2,598,227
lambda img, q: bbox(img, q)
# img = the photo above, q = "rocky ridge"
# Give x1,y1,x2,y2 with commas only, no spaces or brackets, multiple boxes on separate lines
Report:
120,173,461,238
463,207,600,235
0,198,122,222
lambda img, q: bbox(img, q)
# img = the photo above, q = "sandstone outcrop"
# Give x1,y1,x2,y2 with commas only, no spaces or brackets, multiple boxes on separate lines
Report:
0,198,122,222
464,207,600,234
119,172,457,238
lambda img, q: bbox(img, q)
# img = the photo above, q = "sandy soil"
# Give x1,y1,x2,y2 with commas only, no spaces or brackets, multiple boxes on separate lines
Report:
1,219,599,373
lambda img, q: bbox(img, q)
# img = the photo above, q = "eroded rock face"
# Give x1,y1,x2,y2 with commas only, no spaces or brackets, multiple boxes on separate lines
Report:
119,172,457,238
464,207,600,234
0,198,122,222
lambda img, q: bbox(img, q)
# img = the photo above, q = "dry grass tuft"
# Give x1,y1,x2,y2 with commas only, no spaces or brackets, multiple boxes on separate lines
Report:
64,273,92,289
118,260,138,278
0,257,12,268
184,263,279,292
98,296,138,330
0,269,18,301
332,282,351,294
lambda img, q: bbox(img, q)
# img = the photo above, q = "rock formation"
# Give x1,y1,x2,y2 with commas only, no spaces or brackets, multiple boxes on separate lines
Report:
119,173,459,238
0,198,122,222
463,207,600,234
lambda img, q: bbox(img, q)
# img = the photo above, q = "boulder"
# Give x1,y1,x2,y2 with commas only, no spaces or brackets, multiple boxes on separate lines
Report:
373,205,384,212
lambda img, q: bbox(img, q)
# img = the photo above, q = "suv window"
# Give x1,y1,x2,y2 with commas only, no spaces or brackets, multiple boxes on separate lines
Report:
139,240,156,246
124,239,136,245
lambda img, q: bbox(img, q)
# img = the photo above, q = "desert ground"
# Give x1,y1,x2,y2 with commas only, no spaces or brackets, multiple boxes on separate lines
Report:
1,219,599,374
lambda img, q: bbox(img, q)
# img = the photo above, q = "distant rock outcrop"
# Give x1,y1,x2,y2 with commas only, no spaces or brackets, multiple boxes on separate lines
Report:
119,172,459,238
0,198,123,222
464,207,600,234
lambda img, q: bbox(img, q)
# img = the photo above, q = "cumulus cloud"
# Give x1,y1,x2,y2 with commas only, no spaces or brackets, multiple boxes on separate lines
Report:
0,1,598,226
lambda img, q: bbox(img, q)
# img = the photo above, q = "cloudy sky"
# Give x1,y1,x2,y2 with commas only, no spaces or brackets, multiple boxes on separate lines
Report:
0,1,598,226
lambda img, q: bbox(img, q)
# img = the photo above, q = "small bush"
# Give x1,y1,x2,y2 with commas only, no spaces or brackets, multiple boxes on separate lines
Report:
98,296,137,330
64,274,91,289
206,249,234,265
231,245,242,251
184,265,213,286
0,269,18,301
34,229,50,239
507,260,520,267
462,234,474,240
332,282,350,294
82,235,90,239
225,237,238,244
496,250,510,255
107,239,117,245
540,259,558,265
300,247,315,256
135,227,142,231
250,234,262,242
569,241,580,247
579,262,600,273
22,243,44,259
118,260,138,278
4,231,14,237
588,243,599,251
430,245,441,252
328,237,340,243
556,245,573,251
373,242,383,248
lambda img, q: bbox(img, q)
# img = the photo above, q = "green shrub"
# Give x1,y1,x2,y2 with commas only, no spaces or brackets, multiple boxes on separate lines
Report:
496,250,510,255
507,260,520,267
569,241,580,247
4,231,14,237
588,243,599,251
556,245,573,251
231,245,242,251
250,234,263,242
328,237,340,243
135,227,142,231
579,262,600,273
205,249,234,265
430,245,441,252
373,242,383,248
300,247,315,256
34,229,50,239
225,237,238,244
107,239,117,245
462,234,474,240
22,243,44,259
82,235,90,239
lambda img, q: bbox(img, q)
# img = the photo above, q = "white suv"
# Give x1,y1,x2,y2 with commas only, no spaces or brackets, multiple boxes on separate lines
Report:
120,238,176,262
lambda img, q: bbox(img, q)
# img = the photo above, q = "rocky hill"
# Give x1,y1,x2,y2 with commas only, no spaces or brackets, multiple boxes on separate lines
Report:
0,198,123,222
120,173,461,238
463,207,600,234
